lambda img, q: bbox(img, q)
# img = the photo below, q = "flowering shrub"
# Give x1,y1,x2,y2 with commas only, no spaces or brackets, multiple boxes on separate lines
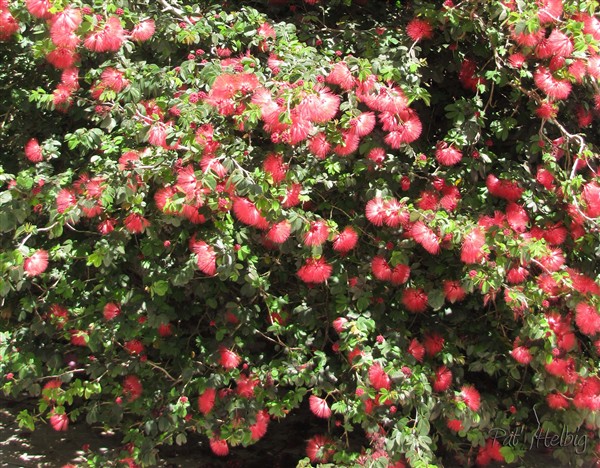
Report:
1,0,600,466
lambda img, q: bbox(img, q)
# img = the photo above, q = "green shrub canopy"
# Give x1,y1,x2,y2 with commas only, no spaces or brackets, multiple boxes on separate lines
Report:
1,0,599,466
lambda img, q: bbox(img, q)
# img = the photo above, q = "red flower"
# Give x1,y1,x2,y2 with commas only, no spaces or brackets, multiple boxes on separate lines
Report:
326,62,355,90
332,226,359,253
303,220,330,247
306,435,333,463
100,67,129,92
433,366,452,392
506,265,529,284
124,339,144,355
447,419,463,432
233,197,266,227
536,30,573,59
582,182,600,218
534,66,572,100
299,86,340,124
209,438,229,457
267,220,291,244
48,304,68,329
49,411,69,431
219,347,241,370
368,363,391,390
103,302,121,321
349,112,376,137
371,256,392,281
460,385,481,411
69,329,88,347
506,202,529,232
461,228,485,264
24,249,49,276
123,213,150,234
410,221,440,255
333,130,360,156
406,18,433,41
236,374,258,398
332,317,348,333
26,0,53,19
424,333,444,357
123,375,143,402
443,280,466,303
297,257,333,284
435,141,462,166
130,19,155,42
366,197,386,226
282,183,302,208
190,238,217,276
401,287,428,313
384,109,422,147
368,147,386,165
408,339,425,362
24,138,43,163
383,198,409,227
46,48,80,70
486,174,523,201
547,393,569,410
511,346,533,365
309,395,332,418
157,323,173,337
263,153,288,184
538,0,563,24
250,410,270,440
575,302,600,336
308,132,331,159
390,264,410,285
197,388,216,414
476,439,504,466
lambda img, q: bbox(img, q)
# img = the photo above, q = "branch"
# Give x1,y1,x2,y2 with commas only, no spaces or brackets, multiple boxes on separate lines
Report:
157,0,193,26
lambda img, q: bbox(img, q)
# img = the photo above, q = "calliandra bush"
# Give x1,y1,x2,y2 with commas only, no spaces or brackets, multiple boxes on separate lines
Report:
0,0,599,466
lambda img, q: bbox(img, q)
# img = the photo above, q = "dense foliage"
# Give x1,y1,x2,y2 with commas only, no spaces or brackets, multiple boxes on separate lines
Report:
1,0,600,466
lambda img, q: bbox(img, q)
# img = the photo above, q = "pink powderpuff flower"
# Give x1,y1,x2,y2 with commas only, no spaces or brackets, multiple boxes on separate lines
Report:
303,220,329,247
443,280,466,303
123,213,150,234
84,16,125,53
371,256,392,281
424,333,444,357
506,202,529,232
308,132,331,159
24,249,49,276
130,19,155,42
332,226,359,253
189,238,217,276
349,112,376,137
460,385,481,411
461,228,485,264
326,62,355,90
124,339,144,355
24,138,43,163
103,302,121,321
219,347,241,370
147,122,168,148
384,109,422,148
197,388,216,414
56,188,77,213
408,338,425,362
390,264,410,285
368,363,391,390
267,220,291,244
406,18,433,41
49,411,69,432
157,323,173,337
282,183,302,208
447,419,463,432
298,86,340,124
486,174,523,201
69,329,88,347
433,366,452,392
575,302,600,336
508,53,526,68
233,197,263,227
332,317,348,334
25,0,53,19
506,265,529,284
0,9,19,41
547,393,569,410
297,257,333,284
538,0,563,24
263,153,288,184
209,438,229,457
536,30,573,59
306,435,333,463
250,410,270,440
61,67,80,91
582,182,600,218
97,218,116,235
365,197,386,226
533,66,572,100
46,47,80,69
402,288,428,313
383,198,409,228
368,147,386,165
410,221,440,255
309,395,332,418
435,141,462,166
123,375,143,402
48,304,68,330
333,130,360,156
100,68,129,92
